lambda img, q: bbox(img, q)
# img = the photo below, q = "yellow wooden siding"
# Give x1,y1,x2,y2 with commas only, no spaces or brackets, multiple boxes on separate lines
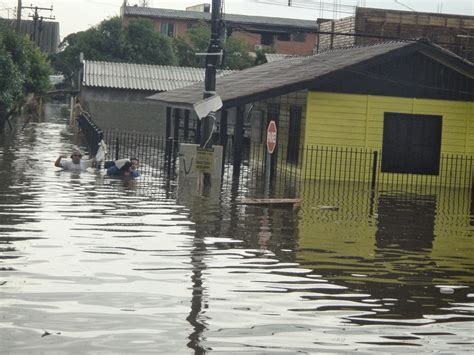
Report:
306,92,472,153
467,102,474,154
301,92,474,187
296,184,472,285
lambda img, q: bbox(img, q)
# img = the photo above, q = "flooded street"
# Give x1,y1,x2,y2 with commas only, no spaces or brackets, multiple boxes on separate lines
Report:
1,103,473,353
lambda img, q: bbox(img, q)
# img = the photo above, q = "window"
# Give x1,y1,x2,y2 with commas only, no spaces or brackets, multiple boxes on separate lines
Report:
160,23,175,37
292,32,306,42
261,33,274,46
287,106,302,164
267,103,280,122
277,33,291,41
381,112,442,175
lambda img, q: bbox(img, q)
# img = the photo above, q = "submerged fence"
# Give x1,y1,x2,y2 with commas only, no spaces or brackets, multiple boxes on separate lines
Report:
76,116,473,196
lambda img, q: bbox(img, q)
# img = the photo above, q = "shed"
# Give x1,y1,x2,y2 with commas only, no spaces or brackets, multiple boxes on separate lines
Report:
81,60,233,135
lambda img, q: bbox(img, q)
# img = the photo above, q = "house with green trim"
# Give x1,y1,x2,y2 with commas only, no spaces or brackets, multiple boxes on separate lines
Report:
148,39,474,189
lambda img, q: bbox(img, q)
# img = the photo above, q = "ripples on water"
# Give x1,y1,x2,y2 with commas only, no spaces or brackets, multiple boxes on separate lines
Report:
0,104,473,353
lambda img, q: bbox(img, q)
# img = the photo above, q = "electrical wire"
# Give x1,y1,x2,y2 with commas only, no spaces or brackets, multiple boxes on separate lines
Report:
203,111,217,148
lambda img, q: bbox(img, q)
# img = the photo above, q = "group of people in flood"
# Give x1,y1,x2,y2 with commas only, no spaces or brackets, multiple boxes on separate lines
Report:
55,149,140,178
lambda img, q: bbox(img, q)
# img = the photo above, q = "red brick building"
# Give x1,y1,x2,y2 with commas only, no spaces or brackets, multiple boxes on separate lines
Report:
121,4,318,55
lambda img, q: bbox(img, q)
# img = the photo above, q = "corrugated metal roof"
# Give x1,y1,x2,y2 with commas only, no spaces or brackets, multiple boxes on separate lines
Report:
147,40,473,108
82,61,234,91
123,6,318,30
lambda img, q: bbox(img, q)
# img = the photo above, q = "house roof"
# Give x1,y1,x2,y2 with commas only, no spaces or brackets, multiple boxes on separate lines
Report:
82,60,234,92
265,53,301,63
123,5,318,31
0,18,60,54
147,40,474,109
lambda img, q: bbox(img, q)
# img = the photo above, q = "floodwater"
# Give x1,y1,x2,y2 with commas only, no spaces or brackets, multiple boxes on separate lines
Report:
1,103,473,353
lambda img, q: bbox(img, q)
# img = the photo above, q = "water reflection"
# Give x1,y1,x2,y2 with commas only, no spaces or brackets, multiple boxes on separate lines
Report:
296,182,473,328
1,102,473,353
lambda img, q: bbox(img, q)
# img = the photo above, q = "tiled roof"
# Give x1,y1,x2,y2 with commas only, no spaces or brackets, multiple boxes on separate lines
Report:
123,6,318,31
147,40,474,108
0,18,59,54
82,61,234,91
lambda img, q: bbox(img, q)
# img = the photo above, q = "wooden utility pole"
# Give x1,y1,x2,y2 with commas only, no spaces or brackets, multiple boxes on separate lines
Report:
200,0,221,150
23,5,54,46
16,0,22,33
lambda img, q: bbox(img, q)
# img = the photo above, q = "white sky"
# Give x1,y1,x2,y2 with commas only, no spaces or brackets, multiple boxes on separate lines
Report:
0,0,472,40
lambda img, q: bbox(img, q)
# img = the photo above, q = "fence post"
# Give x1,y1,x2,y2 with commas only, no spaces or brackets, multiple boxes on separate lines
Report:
166,137,173,178
371,150,378,190
115,137,119,160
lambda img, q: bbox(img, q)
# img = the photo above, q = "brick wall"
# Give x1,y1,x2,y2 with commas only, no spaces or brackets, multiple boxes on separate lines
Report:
318,17,356,52
354,8,474,61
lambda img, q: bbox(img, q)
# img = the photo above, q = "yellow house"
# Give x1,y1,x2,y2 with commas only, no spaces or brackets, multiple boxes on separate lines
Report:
148,39,474,189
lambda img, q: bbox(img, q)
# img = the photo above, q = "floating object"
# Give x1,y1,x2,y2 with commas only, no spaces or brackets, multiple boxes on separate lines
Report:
440,287,454,294
239,198,301,209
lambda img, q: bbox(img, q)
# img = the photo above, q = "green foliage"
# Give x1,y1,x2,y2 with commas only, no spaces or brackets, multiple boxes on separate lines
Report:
173,36,201,67
173,21,256,70
0,28,51,127
223,36,254,70
50,17,176,87
123,19,176,65
0,41,22,113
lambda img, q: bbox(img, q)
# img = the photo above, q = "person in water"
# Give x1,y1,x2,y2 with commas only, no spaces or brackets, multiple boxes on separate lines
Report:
105,157,140,178
55,149,95,172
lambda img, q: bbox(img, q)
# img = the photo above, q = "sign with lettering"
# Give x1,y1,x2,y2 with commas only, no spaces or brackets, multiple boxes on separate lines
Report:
266,120,277,154
196,147,214,173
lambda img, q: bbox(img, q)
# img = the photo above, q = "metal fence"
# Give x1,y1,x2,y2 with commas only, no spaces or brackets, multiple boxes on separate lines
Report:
76,116,473,196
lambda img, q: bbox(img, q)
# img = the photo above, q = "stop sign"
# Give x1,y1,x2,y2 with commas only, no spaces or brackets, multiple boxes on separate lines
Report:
266,120,277,154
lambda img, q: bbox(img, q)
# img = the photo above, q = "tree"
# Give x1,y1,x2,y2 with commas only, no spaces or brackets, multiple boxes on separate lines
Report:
223,36,254,70
173,21,256,70
50,17,176,88
0,28,51,132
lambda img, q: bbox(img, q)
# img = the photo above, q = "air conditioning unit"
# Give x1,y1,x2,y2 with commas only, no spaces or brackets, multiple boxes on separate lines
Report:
254,44,263,50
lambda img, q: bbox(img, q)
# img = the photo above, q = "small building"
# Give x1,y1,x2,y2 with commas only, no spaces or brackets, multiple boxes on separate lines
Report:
121,4,318,55
148,39,474,189
0,18,60,54
318,7,474,61
80,60,233,135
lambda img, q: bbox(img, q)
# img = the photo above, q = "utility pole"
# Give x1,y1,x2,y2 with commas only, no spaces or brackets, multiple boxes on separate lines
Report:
23,5,54,46
16,0,22,33
200,0,222,149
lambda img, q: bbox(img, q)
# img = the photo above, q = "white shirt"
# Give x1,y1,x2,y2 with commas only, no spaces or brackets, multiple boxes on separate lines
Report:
61,159,94,172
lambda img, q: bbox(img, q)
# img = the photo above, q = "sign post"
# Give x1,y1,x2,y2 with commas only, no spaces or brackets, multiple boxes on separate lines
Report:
264,120,277,194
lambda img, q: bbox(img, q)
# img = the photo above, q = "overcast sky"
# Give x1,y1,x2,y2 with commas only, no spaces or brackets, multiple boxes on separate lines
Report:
0,0,472,40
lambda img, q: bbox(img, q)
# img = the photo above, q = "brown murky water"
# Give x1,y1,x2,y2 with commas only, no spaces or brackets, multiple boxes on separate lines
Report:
1,103,473,353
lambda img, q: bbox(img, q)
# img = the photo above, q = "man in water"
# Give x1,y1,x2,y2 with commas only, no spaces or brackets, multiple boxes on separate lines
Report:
55,149,95,172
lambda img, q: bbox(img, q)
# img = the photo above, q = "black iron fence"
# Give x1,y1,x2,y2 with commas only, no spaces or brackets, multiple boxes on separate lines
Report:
76,116,473,195
76,112,102,157
241,142,474,195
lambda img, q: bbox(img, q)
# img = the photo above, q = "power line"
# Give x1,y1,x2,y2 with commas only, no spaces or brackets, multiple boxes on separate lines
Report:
254,0,356,15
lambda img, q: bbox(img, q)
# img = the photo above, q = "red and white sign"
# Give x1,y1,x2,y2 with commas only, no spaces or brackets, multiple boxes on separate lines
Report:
266,120,277,154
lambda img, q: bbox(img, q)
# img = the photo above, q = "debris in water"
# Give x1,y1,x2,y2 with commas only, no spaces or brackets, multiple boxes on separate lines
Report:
440,287,454,294
41,330,51,337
